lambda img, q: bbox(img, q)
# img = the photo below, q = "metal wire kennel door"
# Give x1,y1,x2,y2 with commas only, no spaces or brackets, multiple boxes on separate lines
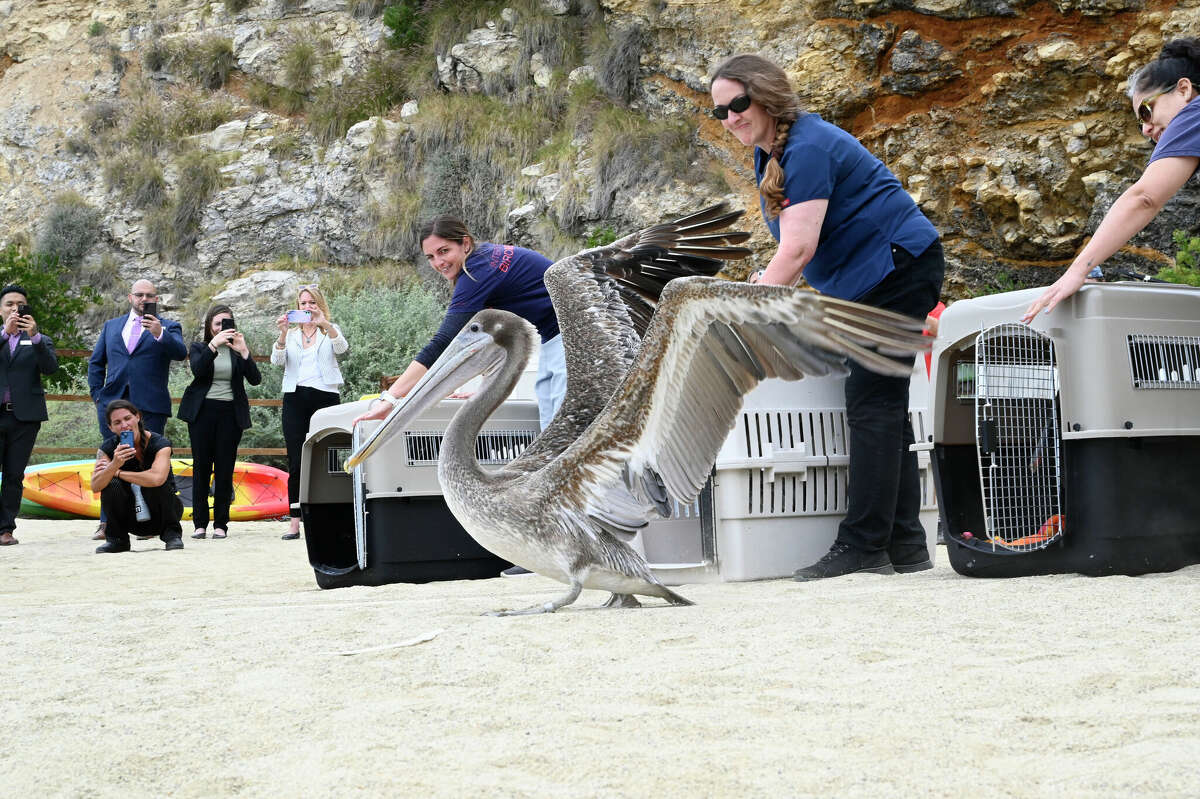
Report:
974,323,1064,552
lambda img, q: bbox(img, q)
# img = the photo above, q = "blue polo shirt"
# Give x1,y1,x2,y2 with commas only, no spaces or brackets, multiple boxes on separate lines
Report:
1150,96,1200,166
755,113,939,300
415,243,560,367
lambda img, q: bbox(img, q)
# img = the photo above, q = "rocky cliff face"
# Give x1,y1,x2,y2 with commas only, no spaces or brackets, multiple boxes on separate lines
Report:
1,0,1197,320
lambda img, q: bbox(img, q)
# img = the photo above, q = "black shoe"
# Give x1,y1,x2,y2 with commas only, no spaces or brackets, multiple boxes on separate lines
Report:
281,531,300,540
889,542,933,574
500,565,532,577
95,539,131,554
164,537,184,551
793,541,894,581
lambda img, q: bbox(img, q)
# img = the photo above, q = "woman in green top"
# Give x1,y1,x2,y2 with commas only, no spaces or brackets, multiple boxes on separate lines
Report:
178,304,262,539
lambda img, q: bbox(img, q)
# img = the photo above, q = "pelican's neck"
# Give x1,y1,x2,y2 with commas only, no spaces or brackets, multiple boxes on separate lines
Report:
441,342,530,483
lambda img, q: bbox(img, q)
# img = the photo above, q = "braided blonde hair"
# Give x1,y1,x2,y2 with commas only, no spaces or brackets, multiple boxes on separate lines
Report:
710,54,804,219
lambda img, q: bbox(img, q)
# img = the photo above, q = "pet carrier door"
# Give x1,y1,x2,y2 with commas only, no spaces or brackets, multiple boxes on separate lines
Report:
974,323,1064,552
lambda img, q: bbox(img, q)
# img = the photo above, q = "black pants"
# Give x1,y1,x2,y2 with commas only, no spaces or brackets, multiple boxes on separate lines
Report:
0,410,40,534
100,479,184,544
282,387,340,518
836,240,944,556
187,398,243,530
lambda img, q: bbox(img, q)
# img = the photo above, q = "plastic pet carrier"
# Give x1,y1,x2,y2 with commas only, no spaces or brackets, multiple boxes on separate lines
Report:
633,365,939,583
927,282,1200,577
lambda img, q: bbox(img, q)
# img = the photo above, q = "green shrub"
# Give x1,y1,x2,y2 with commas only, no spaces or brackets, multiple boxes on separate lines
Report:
307,51,408,144
144,204,178,254
0,246,100,391
166,36,236,90
143,38,171,72
170,149,226,255
268,129,302,160
1162,230,1200,286
585,225,617,248
349,0,386,18
282,38,318,94
383,0,424,48
245,75,307,115
83,99,123,134
104,154,168,209
166,88,235,138
88,21,106,37
227,0,256,11
123,93,169,153
35,193,102,269
592,24,644,106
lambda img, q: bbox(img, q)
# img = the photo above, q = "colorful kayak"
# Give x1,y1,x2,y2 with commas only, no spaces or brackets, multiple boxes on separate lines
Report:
21,459,290,521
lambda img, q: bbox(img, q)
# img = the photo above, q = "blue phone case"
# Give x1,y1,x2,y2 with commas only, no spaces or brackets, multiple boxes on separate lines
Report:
120,431,134,447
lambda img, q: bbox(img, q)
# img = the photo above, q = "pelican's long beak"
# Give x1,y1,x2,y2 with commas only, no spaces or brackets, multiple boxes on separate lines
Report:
345,327,505,470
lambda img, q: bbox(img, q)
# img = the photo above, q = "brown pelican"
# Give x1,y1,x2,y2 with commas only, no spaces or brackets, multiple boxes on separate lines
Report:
348,222,929,615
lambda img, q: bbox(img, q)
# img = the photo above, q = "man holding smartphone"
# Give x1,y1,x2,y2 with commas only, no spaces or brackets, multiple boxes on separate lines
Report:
87,279,187,539
0,285,58,546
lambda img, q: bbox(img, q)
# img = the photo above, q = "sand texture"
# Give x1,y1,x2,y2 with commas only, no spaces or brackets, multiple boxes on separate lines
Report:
2,520,1198,797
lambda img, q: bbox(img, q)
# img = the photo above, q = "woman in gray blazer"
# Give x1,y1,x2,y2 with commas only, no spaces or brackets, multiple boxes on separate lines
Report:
270,285,348,539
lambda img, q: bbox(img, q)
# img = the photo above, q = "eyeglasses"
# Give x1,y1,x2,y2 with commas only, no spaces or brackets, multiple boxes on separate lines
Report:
299,282,320,290
712,94,752,120
131,292,157,299
1136,89,1169,124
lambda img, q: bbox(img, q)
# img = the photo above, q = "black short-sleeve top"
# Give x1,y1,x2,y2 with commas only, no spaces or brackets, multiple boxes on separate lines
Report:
101,431,177,493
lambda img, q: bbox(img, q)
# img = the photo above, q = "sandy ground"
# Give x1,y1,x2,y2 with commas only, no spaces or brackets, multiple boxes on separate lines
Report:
1,519,1198,798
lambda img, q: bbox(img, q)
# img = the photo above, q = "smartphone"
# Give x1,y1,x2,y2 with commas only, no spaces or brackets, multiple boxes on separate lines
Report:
286,309,312,323
220,317,236,331
17,304,30,318
119,430,135,448
142,301,158,318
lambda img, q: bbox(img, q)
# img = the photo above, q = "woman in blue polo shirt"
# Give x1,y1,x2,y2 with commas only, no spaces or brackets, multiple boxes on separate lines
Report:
1024,38,1200,320
710,53,944,581
357,215,565,431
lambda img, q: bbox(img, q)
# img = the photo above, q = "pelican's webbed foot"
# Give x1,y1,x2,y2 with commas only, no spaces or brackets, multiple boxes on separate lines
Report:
485,580,583,617
600,593,642,609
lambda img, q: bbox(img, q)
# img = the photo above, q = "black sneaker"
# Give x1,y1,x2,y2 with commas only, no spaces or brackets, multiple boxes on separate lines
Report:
164,537,184,551
95,539,131,554
793,541,894,581
500,565,533,577
888,543,933,574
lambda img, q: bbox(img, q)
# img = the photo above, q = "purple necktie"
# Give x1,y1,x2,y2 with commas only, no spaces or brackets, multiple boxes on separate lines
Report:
126,320,141,353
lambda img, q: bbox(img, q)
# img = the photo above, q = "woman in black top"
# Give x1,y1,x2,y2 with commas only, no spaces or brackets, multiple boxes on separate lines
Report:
92,399,184,553
178,305,261,540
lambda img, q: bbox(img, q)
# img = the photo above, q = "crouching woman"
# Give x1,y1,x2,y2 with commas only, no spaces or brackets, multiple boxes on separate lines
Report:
91,399,184,553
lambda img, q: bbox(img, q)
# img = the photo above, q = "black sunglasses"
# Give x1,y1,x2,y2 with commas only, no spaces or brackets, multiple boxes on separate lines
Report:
712,94,752,120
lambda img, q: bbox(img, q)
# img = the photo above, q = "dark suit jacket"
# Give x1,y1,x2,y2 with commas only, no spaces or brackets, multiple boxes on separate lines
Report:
177,342,262,430
87,315,187,416
0,333,59,422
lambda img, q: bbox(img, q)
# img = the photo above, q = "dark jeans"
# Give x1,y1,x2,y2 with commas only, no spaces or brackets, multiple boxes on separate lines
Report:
282,387,340,518
836,240,944,555
96,405,167,525
100,479,183,544
0,411,40,534
187,398,243,531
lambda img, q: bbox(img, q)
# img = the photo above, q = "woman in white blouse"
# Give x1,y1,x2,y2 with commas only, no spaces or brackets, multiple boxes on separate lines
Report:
271,285,348,539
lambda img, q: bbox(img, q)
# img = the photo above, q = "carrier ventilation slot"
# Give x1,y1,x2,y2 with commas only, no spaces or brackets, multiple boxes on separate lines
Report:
405,429,538,466
955,360,977,401
974,323,1064,553
1127,334,1200,390
735,408,846,517
326,446,351,474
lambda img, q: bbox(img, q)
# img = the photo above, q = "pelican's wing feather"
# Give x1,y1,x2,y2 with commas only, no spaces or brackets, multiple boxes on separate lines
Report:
544,277,931,515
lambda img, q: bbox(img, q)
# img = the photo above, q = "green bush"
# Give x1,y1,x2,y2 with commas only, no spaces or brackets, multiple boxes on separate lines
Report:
227,0,256,11
0,246,100,391
167,36,236,90
349,0,386,18
35,193,102,269
123,93,169,153
592,24,644,106
1162,230,1200,286
83,99,123,134
383,0,424,48
103,154,168,209
170,150,226,255
307,51,409,145
282,38,318,94
88,21,106,37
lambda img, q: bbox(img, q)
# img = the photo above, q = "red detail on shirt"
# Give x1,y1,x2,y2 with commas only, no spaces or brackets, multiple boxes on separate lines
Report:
781,198,790,207
491,245,515,273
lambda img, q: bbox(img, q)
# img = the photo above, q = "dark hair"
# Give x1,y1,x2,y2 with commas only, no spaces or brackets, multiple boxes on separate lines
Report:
418,215,475,251
1128,37,1200,98
201,303,234,344
0,284,28,304
105,399,147,456
710,54,805,220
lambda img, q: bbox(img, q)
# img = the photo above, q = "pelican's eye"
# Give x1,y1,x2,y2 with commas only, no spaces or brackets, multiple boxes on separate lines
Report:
468,323,481,333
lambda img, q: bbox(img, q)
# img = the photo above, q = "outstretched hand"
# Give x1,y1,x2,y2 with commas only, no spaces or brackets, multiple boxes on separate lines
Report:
1022,269,1087,323
351,399,392,427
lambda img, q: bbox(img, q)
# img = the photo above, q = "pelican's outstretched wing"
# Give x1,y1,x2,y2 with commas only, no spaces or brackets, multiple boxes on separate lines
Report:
511,203,752,469
542,277,931,515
